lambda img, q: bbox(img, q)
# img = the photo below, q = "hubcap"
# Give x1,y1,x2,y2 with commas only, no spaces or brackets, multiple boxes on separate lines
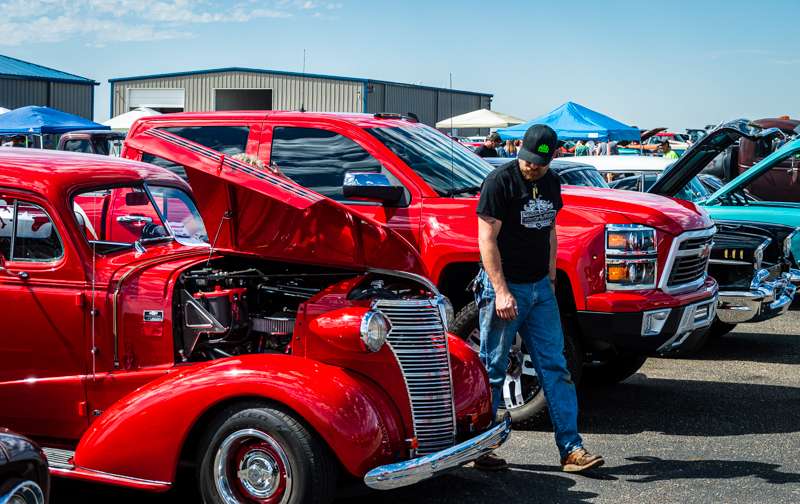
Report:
214,429,292,504
5,481,44,504
466,328,540,411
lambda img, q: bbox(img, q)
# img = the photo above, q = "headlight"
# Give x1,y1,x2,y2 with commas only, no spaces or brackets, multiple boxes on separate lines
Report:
360,311,390,352
605,224,658,290
436,295,454,331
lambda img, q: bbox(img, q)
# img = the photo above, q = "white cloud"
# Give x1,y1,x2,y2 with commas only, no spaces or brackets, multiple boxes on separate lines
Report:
0,0,336,46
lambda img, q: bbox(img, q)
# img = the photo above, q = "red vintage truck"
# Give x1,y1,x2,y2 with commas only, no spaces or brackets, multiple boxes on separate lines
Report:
125,111,720,425
0,148,508,503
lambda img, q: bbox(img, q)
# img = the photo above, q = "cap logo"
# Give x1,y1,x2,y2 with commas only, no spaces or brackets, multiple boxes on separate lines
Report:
537,144,550,154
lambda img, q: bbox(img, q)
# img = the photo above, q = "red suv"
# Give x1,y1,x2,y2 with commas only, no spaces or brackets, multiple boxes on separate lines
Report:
126,111,719,424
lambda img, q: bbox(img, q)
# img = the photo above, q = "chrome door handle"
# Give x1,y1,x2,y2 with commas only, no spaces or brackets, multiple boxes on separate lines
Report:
116,215,153,225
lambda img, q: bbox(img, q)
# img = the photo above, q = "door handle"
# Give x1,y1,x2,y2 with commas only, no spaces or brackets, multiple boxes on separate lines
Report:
117,215,153,225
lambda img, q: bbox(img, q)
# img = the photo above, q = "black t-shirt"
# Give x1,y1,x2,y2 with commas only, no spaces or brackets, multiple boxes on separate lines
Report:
476,160,563,283
474,145,498,158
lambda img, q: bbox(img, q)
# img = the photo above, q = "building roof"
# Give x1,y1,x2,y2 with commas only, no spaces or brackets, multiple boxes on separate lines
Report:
0,54,98,84
109,66,492,97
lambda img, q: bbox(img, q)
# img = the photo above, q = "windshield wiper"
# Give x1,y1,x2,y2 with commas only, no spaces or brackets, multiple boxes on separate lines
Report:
441,185,481,197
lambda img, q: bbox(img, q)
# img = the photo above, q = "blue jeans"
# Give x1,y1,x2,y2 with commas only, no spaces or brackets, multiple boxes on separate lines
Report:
475,269,583,459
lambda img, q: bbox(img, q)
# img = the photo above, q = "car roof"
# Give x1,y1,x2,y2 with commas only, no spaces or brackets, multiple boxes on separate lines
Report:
0,148,188,199
562,155,673,172
483,157,595,172
135,110,416,129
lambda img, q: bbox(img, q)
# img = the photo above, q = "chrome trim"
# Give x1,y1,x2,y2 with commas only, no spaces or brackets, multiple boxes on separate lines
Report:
658,227,716,295
360,310,389,352
656,297,717,353
364,415,512,490
783,227,800,263
42,447,75,469
0,480,45,504
367,268,440,295
753,237,772,270
709,259,751,266
375,298,457,456
717,270,797,324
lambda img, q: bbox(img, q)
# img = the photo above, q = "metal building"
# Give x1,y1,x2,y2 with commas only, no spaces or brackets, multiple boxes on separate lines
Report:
109,67,492,134
0,54,98,119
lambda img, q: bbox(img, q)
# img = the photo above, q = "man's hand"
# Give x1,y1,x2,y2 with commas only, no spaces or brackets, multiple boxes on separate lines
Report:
495,288,518,320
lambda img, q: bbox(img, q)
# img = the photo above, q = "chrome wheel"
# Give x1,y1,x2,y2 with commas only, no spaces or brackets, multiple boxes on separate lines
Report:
1,481,45,504
465,328,540,412
213,429,292,504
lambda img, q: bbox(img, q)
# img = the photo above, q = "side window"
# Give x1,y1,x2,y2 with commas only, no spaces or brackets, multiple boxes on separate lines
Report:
160,126,250,156
141,153,188,180
0,199,63,262
270,127,383,200
63,139,92,153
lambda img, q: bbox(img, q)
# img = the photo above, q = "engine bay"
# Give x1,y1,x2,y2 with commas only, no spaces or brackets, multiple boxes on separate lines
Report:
174,257,434,362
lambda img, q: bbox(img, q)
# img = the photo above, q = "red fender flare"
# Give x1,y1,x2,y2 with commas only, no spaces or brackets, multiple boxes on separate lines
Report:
74,354,405,484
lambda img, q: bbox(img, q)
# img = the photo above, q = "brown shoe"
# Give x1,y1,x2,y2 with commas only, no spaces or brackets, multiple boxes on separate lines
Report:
473,452,508,471
561,448,604,473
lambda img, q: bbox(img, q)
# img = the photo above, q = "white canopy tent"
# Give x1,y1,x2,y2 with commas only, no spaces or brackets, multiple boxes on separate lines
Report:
436,108,525,129
102,107,161,131
0,107,9,115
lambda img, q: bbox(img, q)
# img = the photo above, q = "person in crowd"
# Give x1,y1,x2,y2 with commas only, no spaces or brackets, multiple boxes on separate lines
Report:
607,140,619,155
661,141,679,159
594,140,607,156
475,132,503,158
497,139,517,158
574,140,590,156
472,124,604,473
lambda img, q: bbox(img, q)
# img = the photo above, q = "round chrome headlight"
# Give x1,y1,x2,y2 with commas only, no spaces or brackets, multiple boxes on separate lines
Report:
360,311,390,352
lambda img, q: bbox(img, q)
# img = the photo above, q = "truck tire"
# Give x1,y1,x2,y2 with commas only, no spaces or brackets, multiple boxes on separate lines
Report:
0,479,45,504
197,404,337,504
583,353,647,385
708,319,737,339
451,301,583,427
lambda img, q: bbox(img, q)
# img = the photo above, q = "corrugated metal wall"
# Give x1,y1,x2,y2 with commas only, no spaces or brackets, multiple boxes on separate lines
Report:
0,78,94,119
112,71,363,115
367,82,491,136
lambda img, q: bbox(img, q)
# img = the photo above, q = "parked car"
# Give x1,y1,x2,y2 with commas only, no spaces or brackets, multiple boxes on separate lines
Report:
704,117,800,202
0,429,49,504
57,130,126,156
569,123,800,338
483,157,610,188
0,148,507,502
126,112,720,425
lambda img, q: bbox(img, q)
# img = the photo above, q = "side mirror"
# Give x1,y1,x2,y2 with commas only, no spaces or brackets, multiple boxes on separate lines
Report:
125,192,150,206
343,172,404,205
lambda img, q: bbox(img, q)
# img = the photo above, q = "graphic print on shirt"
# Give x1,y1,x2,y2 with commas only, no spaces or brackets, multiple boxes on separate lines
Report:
520,196,556,229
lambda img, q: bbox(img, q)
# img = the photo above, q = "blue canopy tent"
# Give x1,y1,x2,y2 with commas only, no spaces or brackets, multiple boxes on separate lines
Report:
0,106,108,148
496,101,640,142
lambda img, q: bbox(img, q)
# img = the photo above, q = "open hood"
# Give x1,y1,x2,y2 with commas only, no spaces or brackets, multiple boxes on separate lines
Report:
648,119,781,197
124,128,425,275
640,127,667,142
705,137,800,205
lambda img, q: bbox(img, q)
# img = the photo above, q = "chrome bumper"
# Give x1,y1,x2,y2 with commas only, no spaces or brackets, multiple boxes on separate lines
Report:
364,415,512,490
656,296,717,354
717,269,797,324
789,268,800,287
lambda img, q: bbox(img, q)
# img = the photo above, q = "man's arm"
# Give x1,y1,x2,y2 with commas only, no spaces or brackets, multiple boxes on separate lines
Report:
549,227,558,287
478,214,518,320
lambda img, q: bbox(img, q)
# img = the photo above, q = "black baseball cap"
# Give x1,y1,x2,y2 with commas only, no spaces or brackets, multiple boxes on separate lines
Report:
518,124,558,165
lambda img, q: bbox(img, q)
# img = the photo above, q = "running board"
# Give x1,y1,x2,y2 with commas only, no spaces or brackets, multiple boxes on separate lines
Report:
42,447,75,469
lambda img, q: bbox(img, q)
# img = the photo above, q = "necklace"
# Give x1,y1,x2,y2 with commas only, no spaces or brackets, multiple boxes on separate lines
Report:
532,183,539,200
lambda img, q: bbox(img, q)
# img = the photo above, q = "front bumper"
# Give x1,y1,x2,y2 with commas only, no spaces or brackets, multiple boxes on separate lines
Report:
717,269,797,324
576,286,718,355
363,415,512,490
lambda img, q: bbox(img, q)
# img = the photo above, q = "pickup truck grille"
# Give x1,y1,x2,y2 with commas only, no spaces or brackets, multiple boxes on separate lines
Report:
375,299,456,456
664,230,714,293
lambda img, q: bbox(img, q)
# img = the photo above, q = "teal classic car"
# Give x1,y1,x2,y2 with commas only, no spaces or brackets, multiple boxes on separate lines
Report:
571,120,800,339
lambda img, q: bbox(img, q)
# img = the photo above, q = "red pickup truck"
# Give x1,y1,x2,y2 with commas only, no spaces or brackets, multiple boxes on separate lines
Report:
125,111,720,424
0,148,506,502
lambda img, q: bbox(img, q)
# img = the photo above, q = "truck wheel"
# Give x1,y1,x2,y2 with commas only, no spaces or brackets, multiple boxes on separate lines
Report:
451,302,583,427
0,479,45,504
197,404,336,504
708,319,737,339
583,353,647,384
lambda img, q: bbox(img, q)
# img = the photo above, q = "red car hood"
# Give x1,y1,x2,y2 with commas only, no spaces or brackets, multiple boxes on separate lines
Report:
124,128,424,274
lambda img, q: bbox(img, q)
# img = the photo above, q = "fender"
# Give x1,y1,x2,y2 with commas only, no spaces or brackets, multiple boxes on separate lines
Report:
447,335,491,430
74,354,406,485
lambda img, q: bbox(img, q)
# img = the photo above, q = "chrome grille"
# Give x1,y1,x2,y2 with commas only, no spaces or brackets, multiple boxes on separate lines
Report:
375,299,456,456
42,447,75,469
662,229,715,293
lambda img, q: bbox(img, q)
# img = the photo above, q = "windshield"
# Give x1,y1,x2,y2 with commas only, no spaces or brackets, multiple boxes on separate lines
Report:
559,168,609,188
72,184,207,254
93,137,125,156
367,126,488,196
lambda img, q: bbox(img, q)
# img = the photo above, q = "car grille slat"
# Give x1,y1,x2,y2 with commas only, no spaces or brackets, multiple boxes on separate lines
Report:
667,233,713,290
376,299,456,456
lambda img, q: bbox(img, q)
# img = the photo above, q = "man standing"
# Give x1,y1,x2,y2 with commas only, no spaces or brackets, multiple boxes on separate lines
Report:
662,140,680,159
473,124,603,473
475,132,503,157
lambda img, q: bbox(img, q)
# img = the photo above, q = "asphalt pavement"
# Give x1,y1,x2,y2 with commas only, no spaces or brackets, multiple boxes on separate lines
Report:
53,309,800,503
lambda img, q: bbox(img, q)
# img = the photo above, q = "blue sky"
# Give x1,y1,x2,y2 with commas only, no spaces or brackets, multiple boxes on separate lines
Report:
1,0,798,129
